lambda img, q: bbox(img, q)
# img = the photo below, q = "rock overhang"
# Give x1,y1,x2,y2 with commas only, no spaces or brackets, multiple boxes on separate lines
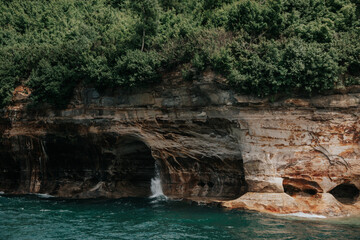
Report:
1,70,360,217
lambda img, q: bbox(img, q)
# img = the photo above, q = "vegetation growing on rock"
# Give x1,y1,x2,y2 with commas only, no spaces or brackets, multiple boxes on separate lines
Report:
0,0,359,108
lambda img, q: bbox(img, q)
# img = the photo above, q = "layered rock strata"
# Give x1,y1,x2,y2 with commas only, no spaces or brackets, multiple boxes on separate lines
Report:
1,71,359,217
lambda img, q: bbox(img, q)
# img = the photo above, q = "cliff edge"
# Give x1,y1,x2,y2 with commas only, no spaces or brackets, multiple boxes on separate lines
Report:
1,71,359,217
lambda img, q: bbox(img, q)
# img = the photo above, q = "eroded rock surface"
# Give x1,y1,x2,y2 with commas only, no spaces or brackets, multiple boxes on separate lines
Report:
1,70,359,216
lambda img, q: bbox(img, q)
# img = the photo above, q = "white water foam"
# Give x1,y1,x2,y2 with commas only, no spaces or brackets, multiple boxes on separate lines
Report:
0,191,4,195
40,209,51,212
32,193,54,199
280,212,327,219
59,210,72,213
150,163,167,200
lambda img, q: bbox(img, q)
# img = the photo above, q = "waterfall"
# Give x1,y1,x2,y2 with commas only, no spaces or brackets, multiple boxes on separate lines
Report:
150,163,167,199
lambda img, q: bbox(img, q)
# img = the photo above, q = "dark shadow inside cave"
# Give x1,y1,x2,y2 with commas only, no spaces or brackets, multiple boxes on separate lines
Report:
283,178,321,197
329,183,359,205
113,136,156,195
0,141,19,190
43,134,156,197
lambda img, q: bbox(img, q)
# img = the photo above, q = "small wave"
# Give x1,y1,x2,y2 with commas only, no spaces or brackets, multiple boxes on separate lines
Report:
280,212,327,219
197,201,208,206
32,193,54,199
59,210,72,213
40,209,51,212
150,195,168,204
0,191,4,195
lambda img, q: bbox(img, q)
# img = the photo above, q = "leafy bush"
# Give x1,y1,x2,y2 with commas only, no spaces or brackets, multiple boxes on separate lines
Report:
0,47,27,107
28,60,78,108
114,50,162,87
0,0,359,108
227,37,341,96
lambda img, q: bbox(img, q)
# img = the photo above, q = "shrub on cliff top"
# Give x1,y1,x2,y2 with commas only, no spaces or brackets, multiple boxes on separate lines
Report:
0,0,359,108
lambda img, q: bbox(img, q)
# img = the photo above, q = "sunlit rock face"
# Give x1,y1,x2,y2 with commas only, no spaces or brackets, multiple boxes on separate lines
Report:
1,70,360,216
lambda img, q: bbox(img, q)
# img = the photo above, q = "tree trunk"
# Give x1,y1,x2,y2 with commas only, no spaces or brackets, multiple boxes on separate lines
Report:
141,29,145,52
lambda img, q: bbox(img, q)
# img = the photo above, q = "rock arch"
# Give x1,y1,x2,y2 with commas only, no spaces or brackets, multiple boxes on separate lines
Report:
4,133,158,198
329,183,359,205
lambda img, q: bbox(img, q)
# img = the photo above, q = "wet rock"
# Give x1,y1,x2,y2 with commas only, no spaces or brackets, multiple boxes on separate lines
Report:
1,71,360,217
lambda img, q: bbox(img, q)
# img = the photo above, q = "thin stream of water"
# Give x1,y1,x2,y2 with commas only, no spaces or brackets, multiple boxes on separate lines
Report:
150,163,167,200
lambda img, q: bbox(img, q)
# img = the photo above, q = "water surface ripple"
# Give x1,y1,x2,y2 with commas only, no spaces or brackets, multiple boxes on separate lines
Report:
0,195,359,240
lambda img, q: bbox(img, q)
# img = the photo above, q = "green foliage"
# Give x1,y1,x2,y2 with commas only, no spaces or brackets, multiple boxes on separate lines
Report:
0,0,138,107
228,38,340,96
0,0,359,108
114,50,162,87
129,0,160,51
204,0,360,96
0,47,25,107
28,60,78,108
227,1,268,36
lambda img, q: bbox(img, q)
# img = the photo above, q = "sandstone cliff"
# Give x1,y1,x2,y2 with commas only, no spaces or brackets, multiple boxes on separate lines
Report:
1,71,359,217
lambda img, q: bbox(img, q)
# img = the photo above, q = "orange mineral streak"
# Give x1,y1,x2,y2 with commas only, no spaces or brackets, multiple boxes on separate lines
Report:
1,72,360,217
12,85,31,101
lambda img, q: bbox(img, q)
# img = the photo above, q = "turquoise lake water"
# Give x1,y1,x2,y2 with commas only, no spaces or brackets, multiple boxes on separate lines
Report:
0,194,359,240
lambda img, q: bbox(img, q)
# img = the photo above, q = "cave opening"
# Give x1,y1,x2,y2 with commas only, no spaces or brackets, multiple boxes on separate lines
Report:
42,134,158,197
114,136,157,196
283,184,318,196
283,178,321,197
0,140,19,191
329,183,360,205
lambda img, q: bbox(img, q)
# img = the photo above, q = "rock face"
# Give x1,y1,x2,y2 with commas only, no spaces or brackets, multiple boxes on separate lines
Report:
1,70,360,217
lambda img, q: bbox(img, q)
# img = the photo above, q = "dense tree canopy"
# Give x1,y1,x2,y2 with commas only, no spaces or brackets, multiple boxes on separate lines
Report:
0,0,359,108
